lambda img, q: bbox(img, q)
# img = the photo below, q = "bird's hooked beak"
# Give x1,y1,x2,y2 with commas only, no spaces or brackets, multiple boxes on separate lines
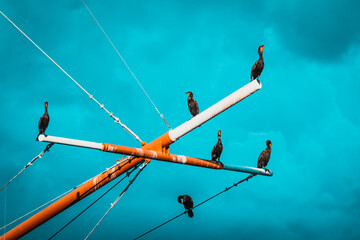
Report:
218,130,221,137
45,102,48,108
185,92,190,95
260,45,264,52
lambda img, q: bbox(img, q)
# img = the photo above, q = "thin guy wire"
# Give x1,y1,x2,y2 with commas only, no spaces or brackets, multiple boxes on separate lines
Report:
85,162,148,240
48,162,140,240
0,187,71,231
3,187,6,238
81,0,171,130
0,169,100,231
0,143,54,193
0,10,142,142
134,211,186,240
134,174,256,239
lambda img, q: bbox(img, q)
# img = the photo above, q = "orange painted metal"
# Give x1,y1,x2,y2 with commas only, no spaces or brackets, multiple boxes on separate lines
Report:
143,132,174,151
102,142,223,170
0,133,176,240
0,158,144,240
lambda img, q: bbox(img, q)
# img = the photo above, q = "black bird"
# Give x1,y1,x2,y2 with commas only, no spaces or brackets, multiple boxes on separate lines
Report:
185,91,199,117
211,130,223,162
178,194,194,218
257,140,271,173
251,45,265,82
36,101,50,141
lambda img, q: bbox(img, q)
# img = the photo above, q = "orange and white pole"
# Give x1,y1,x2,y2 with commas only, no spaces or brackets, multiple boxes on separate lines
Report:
37,135,272,176
0,157,143,240
0,81,263,239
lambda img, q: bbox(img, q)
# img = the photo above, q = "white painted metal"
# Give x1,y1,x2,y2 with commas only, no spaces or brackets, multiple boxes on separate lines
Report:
169,80,262,141
38,135,103,150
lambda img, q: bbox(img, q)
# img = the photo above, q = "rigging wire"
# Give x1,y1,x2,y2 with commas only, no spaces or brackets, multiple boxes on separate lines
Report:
3,187,6,237
135,211,185,240
0,10,142,143
0,156,132,233
77,156,134,201
81,0,171,130
84,161,148,240
0,143,54,193
134,174,256,240
48,159,140,240
0,186,72,232
0,171,97,232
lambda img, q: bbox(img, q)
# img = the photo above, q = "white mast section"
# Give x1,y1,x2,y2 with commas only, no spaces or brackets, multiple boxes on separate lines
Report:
169,80,261,141
37,135,102,150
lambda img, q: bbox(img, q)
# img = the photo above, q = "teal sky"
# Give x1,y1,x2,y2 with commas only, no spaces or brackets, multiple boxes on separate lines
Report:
1,0,360,239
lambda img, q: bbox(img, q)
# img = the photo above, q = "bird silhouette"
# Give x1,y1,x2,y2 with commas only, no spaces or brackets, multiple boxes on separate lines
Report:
36,101,49,141
251,45,265,82
178,194,194,218
211,130,223,162
185,91,199,117
257,140,271,173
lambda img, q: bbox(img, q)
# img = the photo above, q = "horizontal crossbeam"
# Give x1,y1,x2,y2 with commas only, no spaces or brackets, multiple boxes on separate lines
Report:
38,135,272,176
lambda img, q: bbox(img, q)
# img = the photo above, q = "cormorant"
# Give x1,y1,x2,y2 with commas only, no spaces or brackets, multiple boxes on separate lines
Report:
211,130,223,162
178,194,194,218
257,140,271,172
36,101,49,141
185,91,199,117
251,45,265,82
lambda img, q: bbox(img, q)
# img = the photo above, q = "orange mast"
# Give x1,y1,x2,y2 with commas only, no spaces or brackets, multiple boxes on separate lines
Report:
1,81,265,240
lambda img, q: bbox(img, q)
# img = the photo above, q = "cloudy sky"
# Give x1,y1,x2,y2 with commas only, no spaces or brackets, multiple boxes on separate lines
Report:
1,0,360,239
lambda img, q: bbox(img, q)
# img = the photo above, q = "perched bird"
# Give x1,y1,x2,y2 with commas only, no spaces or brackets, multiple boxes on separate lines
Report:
257,140,271,172
185,91,199,117
178,194,194,218
251,45,265,82
36,101,50,141
211,130,223,162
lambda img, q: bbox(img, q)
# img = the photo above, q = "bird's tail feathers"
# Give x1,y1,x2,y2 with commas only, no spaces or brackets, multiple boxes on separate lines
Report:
187,209,194,218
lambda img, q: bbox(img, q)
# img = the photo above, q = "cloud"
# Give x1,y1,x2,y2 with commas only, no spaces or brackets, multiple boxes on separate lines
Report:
266,0,360,61
177,0,360,61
